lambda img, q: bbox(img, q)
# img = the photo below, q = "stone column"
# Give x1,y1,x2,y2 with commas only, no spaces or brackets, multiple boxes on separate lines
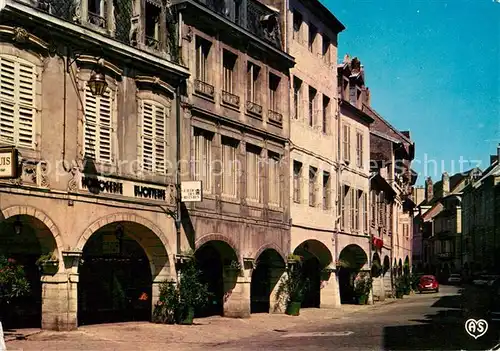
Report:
222,267,250,318
269,267,286,313
320,270,341,308
42,251,81,331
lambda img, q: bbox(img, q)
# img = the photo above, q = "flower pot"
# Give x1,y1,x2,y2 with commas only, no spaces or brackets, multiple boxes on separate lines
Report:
179,306,195,325
39,260,59,275
358,295,368,305
285,301,301,316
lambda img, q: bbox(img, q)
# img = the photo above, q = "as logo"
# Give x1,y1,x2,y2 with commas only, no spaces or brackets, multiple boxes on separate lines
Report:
465,319,488,339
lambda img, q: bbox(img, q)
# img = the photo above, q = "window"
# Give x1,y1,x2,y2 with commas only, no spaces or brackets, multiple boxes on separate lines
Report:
352,189,360,231
223,50,237,93
293,160,302,203
308,86,316,127
292,10,303,39
268,152,281,206
308,24,317,52
371,190,376,228
356,132,363,168
196,37,211,82
83,84,113,163
88,0,106,28
145,2,161,48
293,77,302,119
246,144,261,202
343,124,351,162
322,36,330,64
140,100,168,173
0,55,36,148
269,73,280,111
322,95,330,134
363,192,368,233
309,166,317,207
247,62,260,103
323,171,331,210
341,185,349,229
221,136,239,198
194,128,213,194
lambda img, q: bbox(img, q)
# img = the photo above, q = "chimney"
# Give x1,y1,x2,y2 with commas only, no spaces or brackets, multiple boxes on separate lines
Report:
442,172,450,196
490,144,500,165
425,177,433,202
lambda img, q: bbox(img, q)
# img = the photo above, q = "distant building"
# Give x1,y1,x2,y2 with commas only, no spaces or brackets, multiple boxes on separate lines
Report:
462,145,500,274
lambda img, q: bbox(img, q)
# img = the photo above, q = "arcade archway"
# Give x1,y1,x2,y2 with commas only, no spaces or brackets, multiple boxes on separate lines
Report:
78,221,169,325
338,244,368,304
194,239,238,317
251,248,285,313
404,256,410,275
294,240,333,308
0,212,60,328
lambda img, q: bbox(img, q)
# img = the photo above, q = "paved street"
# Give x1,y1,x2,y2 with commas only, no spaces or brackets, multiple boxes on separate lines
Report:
6,285,500,351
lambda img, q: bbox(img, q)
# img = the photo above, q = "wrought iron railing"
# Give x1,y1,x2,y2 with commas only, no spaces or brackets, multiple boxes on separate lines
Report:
246,101,262,117
222,91,240,107
268,110,283,126
194,79,215,98
146,36,161,50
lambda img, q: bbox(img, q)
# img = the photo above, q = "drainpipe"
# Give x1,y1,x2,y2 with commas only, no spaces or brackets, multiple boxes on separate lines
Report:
334,96,341,265
175,82,182,256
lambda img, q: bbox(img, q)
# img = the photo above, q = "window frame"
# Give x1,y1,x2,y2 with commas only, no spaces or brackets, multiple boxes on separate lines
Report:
193,127,214,194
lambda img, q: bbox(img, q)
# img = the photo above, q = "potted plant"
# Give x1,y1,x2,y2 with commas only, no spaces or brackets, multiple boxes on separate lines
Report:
153,280,180,325
354,273,373,305
36,252,59,275
0,256,30,323
394,276,405,298
287,254,302,265
276,261,307,316
177,260,210,325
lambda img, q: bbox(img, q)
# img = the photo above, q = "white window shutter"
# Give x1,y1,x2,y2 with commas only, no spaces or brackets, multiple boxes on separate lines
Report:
0,56,35,148
84,84,113,163
84,86,99,160
154,104,166,173
142,100,154,172
98,88,112,162
141,100,168,174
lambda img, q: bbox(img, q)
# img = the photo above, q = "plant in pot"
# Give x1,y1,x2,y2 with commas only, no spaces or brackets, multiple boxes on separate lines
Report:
153,280,179,325
354,272,373,305
177,260,210,325
276,261,307,316
394,276,405,298
36,252,59,275
0,255,30,323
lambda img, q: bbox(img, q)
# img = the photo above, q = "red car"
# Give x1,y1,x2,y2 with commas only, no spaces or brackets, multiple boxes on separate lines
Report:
418,275,439,293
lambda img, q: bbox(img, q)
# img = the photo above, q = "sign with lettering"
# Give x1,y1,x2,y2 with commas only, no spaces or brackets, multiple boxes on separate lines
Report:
0,147,19,179
181,181,203,202
79,174,169,202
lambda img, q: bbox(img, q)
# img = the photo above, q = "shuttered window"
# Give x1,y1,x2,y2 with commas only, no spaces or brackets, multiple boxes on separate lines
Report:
194,128,213,194
246,144,261,202
141,100,168,173
268,152,281,206
222,136,238,198
0,55,36,148
83,84,113,163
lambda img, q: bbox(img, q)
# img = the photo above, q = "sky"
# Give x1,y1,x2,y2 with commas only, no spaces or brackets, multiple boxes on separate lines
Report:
324,0,500,185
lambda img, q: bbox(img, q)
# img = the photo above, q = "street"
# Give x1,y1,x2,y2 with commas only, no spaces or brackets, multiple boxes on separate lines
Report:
6,285,500,351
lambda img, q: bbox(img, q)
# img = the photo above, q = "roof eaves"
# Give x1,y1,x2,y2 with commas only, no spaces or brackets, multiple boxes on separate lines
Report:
363,104,413,144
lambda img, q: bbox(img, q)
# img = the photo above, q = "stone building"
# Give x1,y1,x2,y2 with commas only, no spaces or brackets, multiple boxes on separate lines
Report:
419,168,481,279
258,0,345,309
336,55,374,304
462,145,500,274
175,0,294,317
363,90,417,300
0,0,189,330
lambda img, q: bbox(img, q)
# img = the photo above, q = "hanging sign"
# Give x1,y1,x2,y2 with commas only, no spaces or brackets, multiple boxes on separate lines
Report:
0,146,19,179
181,181,203,202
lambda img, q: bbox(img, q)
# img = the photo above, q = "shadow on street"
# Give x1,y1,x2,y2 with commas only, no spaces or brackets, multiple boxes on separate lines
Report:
383,285,500,350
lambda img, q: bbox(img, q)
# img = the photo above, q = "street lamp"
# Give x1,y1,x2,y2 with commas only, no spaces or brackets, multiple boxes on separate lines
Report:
88,70,108,97
13,216,22,235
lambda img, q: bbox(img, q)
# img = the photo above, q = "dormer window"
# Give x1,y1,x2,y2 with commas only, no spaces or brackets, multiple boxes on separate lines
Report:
88,0,106,28
145,2,161,50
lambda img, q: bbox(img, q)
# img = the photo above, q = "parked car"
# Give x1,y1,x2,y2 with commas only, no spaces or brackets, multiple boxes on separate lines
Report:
447,273,462,285
473,275,492,286
418,275,439,293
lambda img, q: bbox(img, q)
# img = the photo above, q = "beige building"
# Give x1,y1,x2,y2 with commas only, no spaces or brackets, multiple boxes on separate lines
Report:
0,0,292,330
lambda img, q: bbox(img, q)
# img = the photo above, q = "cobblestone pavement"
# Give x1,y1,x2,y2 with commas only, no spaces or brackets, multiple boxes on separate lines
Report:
5,298,400,350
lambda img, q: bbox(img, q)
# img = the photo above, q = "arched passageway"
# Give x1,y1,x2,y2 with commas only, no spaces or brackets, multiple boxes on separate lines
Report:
338,244,368,304
194,240,238,317
404,256,410,275
0,214,59,328
383,256,391,276
78,221,168,326
294,240,333,308
398,259,403,276
251,249,285,313
372,253,382,278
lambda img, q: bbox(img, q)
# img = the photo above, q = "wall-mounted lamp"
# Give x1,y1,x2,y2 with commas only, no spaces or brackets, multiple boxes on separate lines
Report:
88,69,108,97
115,223,124,241
13,216,23,235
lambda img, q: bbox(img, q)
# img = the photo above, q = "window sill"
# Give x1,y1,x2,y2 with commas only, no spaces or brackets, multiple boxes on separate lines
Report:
246,200,264,209
268,204,283,212
221,195,240,204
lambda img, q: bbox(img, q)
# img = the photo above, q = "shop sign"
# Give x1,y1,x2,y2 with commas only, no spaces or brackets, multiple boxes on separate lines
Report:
0,147,19,179
181,181,202,202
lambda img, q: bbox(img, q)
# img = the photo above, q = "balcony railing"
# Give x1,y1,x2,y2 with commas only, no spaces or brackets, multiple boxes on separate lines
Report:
221,91,240,108
268,110,282,127
146,36,161,50
246,101,262,117
437,252,453,259
195,0,282,49
194,79,215,98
